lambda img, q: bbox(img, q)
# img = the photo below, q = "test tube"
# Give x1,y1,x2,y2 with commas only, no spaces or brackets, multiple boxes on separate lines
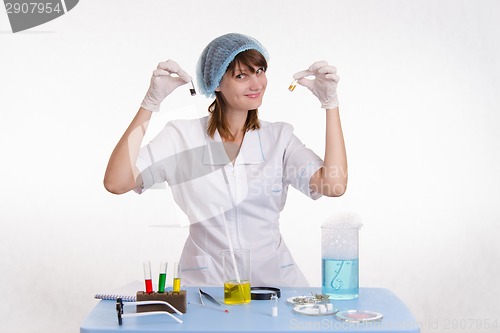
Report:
143,261,153,294
173,262,181,292
158,261,168,293
190,81,196,96
288,79,298,92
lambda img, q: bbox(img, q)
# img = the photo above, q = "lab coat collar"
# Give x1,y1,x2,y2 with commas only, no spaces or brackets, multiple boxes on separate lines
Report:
203,129,265,166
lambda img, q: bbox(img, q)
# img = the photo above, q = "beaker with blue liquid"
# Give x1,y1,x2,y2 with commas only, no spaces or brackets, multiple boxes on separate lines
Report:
321,216,362,300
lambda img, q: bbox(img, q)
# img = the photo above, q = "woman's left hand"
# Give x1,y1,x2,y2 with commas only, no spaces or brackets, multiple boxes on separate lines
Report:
293,61,339,109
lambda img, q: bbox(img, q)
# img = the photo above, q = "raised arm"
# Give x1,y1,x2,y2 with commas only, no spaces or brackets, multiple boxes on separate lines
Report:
293,61,347,197
103,60,192,194
103,107,152,194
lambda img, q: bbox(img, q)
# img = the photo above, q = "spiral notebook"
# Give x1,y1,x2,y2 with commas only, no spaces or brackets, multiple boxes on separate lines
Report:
94,280,143,302
94,293,136,302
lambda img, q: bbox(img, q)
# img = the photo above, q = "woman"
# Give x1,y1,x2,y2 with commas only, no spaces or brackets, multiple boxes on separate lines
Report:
104,33,347,287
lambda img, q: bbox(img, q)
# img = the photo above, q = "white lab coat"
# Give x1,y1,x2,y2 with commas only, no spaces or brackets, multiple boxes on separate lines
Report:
135,116,323,287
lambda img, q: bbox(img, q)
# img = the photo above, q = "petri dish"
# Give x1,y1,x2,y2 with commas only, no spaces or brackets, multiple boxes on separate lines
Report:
287,295,330,305
335,310,383,322
293,303,338,316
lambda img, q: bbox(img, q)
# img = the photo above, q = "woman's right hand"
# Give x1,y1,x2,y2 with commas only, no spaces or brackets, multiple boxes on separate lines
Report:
141,60,193,112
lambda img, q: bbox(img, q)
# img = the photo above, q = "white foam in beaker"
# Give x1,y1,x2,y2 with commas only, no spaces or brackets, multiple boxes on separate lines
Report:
321,213,362,260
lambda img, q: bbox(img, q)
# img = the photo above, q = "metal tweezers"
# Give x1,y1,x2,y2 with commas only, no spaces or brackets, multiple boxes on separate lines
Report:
198,288,221,306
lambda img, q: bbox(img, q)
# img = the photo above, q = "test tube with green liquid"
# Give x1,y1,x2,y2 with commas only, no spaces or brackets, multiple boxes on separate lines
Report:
173,262,181,292
158,261,167,293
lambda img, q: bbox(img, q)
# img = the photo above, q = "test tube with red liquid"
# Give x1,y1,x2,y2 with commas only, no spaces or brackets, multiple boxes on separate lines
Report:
143,261,153,294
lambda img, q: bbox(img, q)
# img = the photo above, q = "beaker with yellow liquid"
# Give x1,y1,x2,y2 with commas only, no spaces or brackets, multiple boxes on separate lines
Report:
224,280,251,304
221,249,251,305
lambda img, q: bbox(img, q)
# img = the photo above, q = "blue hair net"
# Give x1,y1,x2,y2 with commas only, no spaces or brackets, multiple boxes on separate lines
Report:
196,33,269,98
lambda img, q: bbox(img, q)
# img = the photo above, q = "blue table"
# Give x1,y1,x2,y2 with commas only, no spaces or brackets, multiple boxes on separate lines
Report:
80,287,420,333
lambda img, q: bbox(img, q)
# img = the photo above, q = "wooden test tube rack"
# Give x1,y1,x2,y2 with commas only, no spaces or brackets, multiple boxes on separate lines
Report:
136,291,187,313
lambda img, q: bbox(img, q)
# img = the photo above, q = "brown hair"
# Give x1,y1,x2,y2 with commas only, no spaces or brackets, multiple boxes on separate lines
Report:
207,49,268,141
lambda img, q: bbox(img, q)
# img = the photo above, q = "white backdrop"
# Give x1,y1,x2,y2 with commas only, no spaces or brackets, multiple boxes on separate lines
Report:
1,1,499,332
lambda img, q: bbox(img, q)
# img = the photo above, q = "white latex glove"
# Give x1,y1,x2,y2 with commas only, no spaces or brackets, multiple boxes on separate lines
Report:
293,61,339,109
141,60,193,112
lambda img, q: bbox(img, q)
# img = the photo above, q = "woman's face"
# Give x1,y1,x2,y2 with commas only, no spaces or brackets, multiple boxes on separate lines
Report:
216,63,267,113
